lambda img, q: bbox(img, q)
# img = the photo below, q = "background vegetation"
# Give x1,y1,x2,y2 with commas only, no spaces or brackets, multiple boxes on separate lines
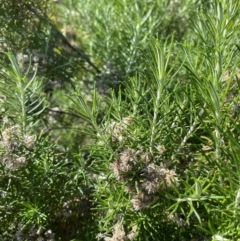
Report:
0,0,240,240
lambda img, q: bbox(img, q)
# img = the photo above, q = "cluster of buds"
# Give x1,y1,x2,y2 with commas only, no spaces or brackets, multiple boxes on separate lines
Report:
97,223,137,241
110,147,178,211
1,124,36,151
0,124,36,169
106,117,133,143
1,125,22,152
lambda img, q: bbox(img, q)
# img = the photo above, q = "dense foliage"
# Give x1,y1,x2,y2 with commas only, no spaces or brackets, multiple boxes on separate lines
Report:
1,0,240,240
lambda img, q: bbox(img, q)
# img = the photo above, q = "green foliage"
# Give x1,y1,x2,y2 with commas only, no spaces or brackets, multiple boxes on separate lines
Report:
0,49,93,240
57,0,197,92
0,52,46,130
0,0,95,84
68,0,240,240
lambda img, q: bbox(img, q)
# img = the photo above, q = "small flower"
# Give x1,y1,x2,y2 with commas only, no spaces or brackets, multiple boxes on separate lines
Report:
108,121,124,142
143,163,166,180
127,225,137,241
2,116,9,124
122,116,133,126
3,155,26,170
96,233,106,240
0,125,21,151
165,169,178,187
15,156,26,167
104,222,126,241
141,179,160,194
124,182,136,193
168,213,186,226
155,145,166,154
106,116,133,143
119,148,137,166
141,152,152,163
130,195,142,211
23,134,37,149
131,192,157,211
110,161,121,180
110,148,139,181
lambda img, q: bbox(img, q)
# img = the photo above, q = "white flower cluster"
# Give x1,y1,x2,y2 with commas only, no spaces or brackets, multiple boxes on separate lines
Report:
106,117,133,143
0,123,36,169
97,223,137,241
110,147,178,211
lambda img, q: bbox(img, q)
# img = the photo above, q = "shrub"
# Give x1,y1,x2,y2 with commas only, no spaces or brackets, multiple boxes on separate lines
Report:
1,0,240,240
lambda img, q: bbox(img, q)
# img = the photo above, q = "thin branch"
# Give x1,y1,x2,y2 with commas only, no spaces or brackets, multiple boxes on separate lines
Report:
46,107,81,118
26,4,101,73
